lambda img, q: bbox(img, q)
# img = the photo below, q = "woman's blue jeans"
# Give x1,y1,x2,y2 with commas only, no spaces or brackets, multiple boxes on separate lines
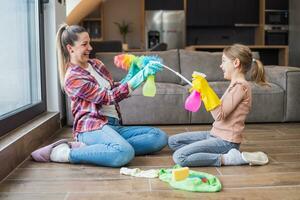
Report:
69,117,168,167
168,131,239,167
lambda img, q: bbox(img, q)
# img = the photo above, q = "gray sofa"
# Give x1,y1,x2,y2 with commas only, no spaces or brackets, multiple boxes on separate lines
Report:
66,49,300,125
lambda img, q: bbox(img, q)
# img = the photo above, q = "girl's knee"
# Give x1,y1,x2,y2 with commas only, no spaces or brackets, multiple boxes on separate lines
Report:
168,135,178,151
172,150,188,167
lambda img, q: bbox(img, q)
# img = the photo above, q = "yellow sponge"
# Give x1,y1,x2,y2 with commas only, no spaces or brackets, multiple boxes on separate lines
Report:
172,167,189,181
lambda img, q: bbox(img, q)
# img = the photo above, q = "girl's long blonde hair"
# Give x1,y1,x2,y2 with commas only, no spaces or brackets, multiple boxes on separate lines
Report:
56,24,87,89
223,44,269,86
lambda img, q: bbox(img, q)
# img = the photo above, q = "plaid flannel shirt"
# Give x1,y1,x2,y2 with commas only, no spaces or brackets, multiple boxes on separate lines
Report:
64,59,130,139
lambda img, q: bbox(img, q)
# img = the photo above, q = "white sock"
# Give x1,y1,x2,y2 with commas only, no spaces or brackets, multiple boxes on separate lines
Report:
222,148,248,166
50,143,70,163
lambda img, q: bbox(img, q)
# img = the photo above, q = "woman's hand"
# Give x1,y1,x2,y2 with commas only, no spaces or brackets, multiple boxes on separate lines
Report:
120,63,141,84
128,63,163,90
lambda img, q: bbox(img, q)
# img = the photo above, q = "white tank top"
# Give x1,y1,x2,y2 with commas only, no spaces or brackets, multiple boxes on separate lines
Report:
86,63,119,119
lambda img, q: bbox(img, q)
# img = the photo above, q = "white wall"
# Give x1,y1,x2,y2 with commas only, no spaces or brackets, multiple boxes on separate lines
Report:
66,0,81,15
44,1,66,118
103,0,143,49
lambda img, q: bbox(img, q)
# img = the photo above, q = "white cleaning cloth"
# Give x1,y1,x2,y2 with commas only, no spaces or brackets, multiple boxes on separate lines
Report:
120,167,159,178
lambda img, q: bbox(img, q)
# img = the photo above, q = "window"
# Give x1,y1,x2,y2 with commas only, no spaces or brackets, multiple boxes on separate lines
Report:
0,0,46,137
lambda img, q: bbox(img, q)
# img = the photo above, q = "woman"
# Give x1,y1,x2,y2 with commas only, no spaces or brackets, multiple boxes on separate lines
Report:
31,24,167,167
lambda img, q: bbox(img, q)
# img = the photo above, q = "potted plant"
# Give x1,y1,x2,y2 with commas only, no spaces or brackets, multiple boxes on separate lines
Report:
114,20,132,50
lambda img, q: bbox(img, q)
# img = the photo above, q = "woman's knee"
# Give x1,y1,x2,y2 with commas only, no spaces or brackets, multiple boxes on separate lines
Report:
89,143,135,167
149,128,168,151
110,144,135,167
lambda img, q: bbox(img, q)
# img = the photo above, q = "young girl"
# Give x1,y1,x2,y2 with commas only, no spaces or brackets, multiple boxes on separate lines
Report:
31,24,167,167
168,44,269,167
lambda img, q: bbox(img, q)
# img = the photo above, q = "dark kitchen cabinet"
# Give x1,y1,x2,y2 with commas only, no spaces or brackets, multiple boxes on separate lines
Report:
187,0,210,26
234,0,259,24
187,0,259,26
145,0,184,10
187,0,234,26
265,0,289,10
210,0,234,26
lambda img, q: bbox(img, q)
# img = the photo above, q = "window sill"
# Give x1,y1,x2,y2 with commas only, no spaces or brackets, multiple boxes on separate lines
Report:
0,112,61,182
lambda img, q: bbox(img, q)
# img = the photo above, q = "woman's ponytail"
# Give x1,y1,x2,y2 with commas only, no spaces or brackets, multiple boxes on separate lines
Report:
56,24,68,90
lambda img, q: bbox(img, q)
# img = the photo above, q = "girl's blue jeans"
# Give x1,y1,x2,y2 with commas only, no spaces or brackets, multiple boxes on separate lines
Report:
69,117,168,167
168,131,240,167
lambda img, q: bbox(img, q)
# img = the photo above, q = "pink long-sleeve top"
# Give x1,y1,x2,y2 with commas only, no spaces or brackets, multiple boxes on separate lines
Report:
210,80,252,143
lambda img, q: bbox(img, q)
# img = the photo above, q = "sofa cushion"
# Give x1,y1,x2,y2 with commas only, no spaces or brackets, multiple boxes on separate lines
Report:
119,83,190,124
265,66,300,121
247,82,284,122
179,50,260,84
189,81,284,123
180,50,224,83
96,49,181,84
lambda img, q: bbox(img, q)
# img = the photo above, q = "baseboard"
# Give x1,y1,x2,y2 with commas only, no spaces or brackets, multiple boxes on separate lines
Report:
0,112,61,181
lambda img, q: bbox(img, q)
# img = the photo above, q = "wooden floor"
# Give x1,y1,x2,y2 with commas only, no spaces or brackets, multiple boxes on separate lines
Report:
1,123,300,200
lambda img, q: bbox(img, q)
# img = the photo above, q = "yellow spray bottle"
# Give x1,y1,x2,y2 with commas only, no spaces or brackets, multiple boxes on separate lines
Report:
143,75,156,97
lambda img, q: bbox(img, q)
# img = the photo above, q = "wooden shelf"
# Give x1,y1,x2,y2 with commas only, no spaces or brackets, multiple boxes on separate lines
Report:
81,4,103,41
66,0,103,25
84,18,102,21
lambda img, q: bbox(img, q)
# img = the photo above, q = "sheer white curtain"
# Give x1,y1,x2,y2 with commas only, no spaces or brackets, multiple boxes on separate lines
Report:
0,0,41,118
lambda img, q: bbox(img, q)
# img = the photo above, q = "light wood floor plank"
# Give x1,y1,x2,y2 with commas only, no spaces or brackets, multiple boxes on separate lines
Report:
64,187,300,200
0,179,149,193
0,193,66,200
